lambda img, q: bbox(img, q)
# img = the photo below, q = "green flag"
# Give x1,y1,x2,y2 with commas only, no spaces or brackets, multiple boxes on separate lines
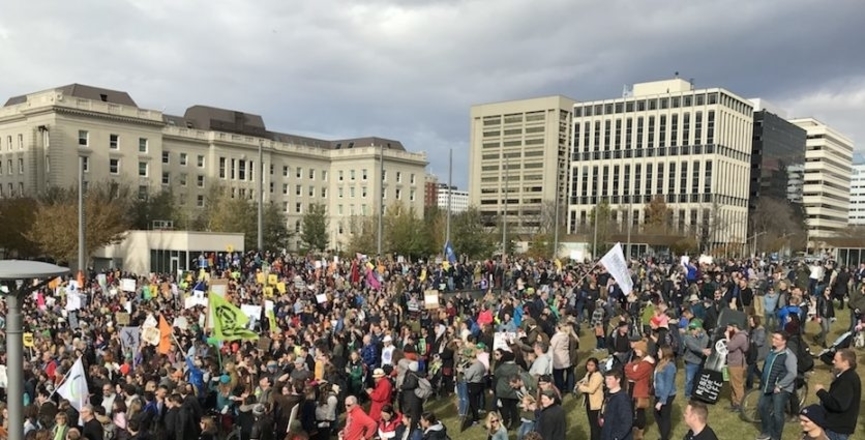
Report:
208,294,259,341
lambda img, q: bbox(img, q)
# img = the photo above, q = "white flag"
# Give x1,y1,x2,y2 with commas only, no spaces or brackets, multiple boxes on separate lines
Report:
599,243,633,296
56,357,89,412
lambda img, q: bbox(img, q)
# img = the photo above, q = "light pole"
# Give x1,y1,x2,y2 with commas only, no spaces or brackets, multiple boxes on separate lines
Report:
0,260,69,440
376,146,384,257
78,155,85,273
257,140,264,251
446,149,452,247
748,231,767,257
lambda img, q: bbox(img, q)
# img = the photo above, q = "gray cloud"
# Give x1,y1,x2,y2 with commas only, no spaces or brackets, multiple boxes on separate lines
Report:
2,0,864,189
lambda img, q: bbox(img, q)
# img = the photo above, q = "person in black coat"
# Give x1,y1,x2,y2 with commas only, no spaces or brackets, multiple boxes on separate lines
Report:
600,369,633,440
80,405,105,440
534,390,566,440
401,362,424,426
815,348,861,438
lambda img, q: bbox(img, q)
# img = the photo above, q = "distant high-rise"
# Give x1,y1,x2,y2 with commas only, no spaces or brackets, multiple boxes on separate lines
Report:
469,96,575,233
568,78,753,249
788,118,854,238
849,161,865,225
748,106,806,209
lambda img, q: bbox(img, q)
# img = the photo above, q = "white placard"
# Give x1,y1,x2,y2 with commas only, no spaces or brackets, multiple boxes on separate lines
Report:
121,278,137,292
315,294,327,304
494,332,516,352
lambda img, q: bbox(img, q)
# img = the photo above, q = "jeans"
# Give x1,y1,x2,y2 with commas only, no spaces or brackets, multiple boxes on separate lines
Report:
746,363,762,389
456,381,469,417
758,390,789,440
553,368,571,394
516,421,535,440
653,395,675,440
825,430,849,440
684,362,701,399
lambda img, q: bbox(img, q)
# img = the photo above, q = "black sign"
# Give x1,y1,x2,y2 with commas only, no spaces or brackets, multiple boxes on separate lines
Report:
693,369,724,404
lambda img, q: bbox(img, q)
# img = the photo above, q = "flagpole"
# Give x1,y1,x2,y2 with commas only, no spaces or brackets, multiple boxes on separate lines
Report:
446,148,452,246
47,365,74,400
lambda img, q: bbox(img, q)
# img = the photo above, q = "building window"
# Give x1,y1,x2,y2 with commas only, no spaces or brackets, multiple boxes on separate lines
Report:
197,195,205,207
350,170,356,181
18,134,23,150
78,130,89,146
162,172,170,185
138,185,148,201
396,171,402,183
362,169,368,180
282,183,288,194
197,155,205,168
139,138,148,153
338,204,343,215
269,164,274,175
82,156,89,173
322,170,328,181
238,160,246,180
162,151,170,164
138,161,148,177
109,134,119,149
109,158,120,174
308,186,314,197
309,169,315,180
382,170,387,182
197,175,205,188
396,188,402,200
179,173,187,186
321,187,327,198
350,187,356,198
219,157,226,178
283,202,289,212
283,165,289,177
410,173,416,184
297,167,302,179
410,189,416,201
295,202,302,213
296,184,302,196
338,187,344,198
179,153,188,166
230,159,236,179
362,187,367,198
338,170,344,181
17,158,24,174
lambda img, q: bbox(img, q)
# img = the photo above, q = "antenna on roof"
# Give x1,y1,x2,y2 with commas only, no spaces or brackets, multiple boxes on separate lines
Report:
689,78,695,89
674,71,679,78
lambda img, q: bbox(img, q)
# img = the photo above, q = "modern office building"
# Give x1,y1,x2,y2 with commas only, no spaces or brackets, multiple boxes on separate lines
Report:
748,105,806,209
849,161,865,225
788,118,854,238
567,78,753,248
787,164,805,203
0,84,428,251
424,173,439,209
469,96,575,234
436,183,469,213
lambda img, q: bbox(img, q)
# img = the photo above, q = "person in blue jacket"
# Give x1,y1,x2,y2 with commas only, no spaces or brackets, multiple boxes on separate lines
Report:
600,368,633,440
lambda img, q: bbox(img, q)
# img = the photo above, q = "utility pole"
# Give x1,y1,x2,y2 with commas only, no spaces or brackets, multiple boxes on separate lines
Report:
552,161,561,260
376,146,384,257
502,155,509,295
446,148,452,245
78,155,85,273
592,201,599,261
257,140,264,251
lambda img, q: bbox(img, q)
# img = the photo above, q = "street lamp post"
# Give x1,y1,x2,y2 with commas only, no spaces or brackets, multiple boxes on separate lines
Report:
0,260,69,440
257,140,264,252
748,231,768,257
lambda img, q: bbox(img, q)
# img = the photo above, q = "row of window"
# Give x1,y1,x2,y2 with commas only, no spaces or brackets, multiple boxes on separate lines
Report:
574,112,717,152
0,182,26,198
163,151,205,168
1,134,25,151
572,92,751,117
0,158,25,175
78,130,150,153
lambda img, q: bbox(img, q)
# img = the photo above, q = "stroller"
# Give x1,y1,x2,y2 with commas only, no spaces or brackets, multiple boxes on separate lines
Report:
814,331,852,366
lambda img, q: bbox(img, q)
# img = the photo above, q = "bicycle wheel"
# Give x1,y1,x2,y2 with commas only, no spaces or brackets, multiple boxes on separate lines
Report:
740,389,762,423
797,381,809,408
225,429,241,440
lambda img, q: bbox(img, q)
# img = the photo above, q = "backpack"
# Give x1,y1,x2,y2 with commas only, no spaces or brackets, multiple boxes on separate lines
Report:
414,375,433,400
790,334,814,374
745,337,759,365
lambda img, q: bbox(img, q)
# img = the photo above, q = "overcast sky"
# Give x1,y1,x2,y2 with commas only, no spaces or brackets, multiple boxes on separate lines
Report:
2,0,864,189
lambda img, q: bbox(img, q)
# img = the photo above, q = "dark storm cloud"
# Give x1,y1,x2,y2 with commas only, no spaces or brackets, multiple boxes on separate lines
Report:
1,0,863,188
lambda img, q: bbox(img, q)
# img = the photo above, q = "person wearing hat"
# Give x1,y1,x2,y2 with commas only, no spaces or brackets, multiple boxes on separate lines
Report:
682,319,709,400
724,321,749,411
798,404,830,440
625,339,654,440
366,368,393,423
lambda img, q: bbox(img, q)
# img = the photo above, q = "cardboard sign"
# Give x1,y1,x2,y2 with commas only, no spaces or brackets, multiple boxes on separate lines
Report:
23,333,34,348
693,369,724,404
121,278,137,292
424,290,440,310
268,274,278,285
116,313,130,326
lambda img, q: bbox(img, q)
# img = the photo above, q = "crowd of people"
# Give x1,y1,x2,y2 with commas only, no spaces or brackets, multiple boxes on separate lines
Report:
0,250,861,440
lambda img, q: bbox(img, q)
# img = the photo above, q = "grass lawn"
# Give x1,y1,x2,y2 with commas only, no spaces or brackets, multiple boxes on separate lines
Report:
416,311,864,440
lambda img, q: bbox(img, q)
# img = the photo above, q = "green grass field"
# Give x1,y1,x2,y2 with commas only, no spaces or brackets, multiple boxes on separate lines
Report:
414,311,863,440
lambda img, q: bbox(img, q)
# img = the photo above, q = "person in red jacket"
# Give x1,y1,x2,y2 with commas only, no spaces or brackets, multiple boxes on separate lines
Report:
340,396,377,440
625,339,656,440
366,368,393,423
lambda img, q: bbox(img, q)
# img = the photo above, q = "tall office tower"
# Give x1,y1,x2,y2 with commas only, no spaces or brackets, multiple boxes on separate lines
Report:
567,78,753,251
849,158,865,225
788,118,854,239
469,96,575,235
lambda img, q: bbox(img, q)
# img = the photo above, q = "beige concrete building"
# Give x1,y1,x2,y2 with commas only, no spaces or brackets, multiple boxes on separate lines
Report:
92,230,245,274
469,96,576,235
0,84,427,251
788,118,853,240
568,78,753,250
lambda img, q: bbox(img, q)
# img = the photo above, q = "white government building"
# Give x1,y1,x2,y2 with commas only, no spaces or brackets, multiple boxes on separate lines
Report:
0,84,428,252
436,183,469,213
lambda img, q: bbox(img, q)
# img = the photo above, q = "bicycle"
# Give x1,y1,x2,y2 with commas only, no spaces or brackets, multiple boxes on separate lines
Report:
739,371,810,424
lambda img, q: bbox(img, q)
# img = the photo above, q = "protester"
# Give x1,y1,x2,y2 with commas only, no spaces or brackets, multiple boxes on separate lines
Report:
682,400,718,440
814,349,860,440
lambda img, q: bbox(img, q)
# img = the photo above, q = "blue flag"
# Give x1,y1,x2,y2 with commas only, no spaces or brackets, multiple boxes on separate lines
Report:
444,240,457,264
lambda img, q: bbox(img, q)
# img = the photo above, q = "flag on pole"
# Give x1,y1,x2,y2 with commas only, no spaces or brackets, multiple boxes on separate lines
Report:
599,243,633,295
444,240,457,265
208,294,259,341
56,357,89,415
366,269,381,290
